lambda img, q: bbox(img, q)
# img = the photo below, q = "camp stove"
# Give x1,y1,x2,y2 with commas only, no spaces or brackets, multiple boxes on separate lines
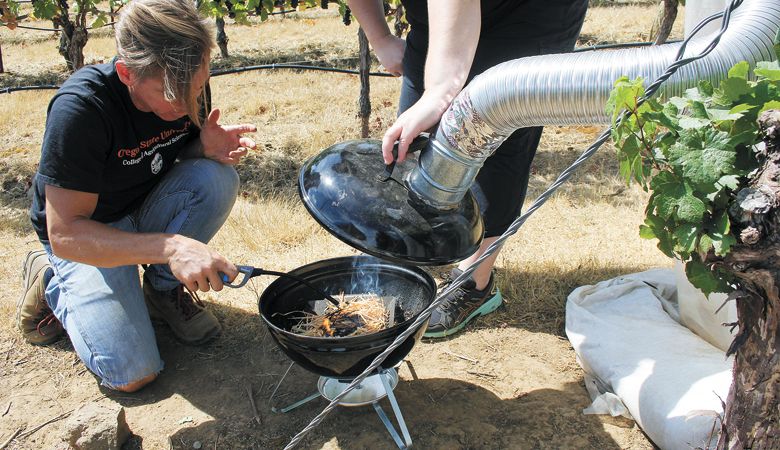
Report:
270,363,412,449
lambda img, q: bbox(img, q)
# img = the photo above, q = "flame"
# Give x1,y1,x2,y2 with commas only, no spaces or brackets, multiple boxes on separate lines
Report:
322,317,334,336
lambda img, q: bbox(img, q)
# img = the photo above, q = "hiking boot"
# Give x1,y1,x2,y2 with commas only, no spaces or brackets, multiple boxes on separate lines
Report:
142,275,221,345
16,250,63,345
423,268,502,338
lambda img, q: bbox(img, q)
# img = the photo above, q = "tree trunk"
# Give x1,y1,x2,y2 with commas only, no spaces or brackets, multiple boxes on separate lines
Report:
358,27,371,138
393,5,407,38
216,17,229,58
57,22,88,71
716,110,780,449
55,0,88,72
654,0,678,45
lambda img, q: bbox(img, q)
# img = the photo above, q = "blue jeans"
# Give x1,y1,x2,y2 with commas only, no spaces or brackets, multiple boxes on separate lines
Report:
43,159,239,388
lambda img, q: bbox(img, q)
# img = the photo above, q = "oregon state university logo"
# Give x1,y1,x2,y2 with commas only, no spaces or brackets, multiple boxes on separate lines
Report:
116,121,191,168
151,153,163,174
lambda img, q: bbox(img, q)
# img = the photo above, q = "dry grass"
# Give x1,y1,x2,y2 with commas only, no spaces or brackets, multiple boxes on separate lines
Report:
581,3,685,44
0,4,683,448
0,1,681,348
0,2,683,345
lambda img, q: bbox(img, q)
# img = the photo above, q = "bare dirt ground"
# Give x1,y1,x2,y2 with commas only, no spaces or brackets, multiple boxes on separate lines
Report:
0,288,658,450
0,4,681,449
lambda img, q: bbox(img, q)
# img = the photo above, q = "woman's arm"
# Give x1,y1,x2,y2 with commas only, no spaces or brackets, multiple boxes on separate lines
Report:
347,0,405,75
380,0,481,163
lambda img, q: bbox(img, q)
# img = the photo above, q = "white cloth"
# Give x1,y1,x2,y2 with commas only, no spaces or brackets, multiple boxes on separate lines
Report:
674,261,738,353
566,269,732,450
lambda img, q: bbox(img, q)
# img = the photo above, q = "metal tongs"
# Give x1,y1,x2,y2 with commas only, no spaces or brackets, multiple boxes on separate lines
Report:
222,265,341,307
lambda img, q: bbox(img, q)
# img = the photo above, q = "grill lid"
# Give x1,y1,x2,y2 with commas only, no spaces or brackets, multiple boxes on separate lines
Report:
298,139,483,265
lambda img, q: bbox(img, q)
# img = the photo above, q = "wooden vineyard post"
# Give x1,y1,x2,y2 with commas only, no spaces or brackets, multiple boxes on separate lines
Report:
358,27,371,138
654,0,679,45
0,40,4,73
216,17,229,58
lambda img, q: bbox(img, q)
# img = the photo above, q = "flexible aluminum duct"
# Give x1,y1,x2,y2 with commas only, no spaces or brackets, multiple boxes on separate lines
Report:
407,0,780,208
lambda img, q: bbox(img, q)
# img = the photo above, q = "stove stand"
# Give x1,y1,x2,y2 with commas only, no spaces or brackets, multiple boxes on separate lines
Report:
270,362,413,449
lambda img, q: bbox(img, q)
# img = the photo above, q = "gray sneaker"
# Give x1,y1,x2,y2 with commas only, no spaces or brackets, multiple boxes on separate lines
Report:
15,250,63,345
423,269,502,339
142,274,221,345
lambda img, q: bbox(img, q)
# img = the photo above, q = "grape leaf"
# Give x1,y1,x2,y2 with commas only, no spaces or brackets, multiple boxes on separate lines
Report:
755,61,780,81
685,259,727,294
668,128,735,187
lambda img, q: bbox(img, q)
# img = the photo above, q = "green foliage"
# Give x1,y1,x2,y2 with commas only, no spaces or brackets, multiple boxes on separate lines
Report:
607,60,780,294
775,27,780,59
19,0,125,24
197,0,350,24
0,0,21,28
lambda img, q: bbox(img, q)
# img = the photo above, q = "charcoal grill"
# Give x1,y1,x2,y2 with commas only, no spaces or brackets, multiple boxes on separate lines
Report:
258,255,436,448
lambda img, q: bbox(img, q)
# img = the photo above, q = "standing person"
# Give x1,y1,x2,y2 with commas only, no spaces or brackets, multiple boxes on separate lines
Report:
347,0,588,337
15,0,257,392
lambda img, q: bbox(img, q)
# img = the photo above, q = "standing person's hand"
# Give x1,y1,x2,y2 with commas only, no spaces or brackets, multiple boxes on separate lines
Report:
373,34,405,76
381,90,450,164
166,235,238,292
199,108,257,164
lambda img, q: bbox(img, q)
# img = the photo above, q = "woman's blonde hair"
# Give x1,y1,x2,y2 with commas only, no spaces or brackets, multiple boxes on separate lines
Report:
115,0,214,126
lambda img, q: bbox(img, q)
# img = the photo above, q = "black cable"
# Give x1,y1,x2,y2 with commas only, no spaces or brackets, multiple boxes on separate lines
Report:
0,21,116,31
0,63,397,94
573,39,682,52
2,38,693,95
0,85,60,94
209,63,394,77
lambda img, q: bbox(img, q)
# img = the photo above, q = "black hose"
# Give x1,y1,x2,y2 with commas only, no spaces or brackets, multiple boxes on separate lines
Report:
209,63,394,77
2,39,675,95
0,85,60,94
573,39,682,52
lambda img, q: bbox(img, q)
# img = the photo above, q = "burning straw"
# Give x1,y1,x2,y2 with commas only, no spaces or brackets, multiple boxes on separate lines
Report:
291,292,393,337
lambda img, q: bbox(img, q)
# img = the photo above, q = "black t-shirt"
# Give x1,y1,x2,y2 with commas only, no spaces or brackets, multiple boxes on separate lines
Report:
30,61,199,243
401,0,589,86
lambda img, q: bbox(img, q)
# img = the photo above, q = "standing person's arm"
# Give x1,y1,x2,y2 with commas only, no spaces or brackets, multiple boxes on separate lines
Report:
347,0,405,75
382,0,481,163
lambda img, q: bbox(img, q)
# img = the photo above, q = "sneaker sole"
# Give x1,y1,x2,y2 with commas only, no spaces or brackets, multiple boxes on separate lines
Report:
423,289,503,339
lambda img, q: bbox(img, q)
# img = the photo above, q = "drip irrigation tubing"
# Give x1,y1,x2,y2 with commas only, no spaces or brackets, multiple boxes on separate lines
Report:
0,40,688,95
0,63,394,94
573,39,681,52
280,1,743,448
209,63,394,77
0,21,117,31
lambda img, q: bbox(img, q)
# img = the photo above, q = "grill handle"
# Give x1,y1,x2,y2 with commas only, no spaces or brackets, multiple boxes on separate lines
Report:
221,265,341,307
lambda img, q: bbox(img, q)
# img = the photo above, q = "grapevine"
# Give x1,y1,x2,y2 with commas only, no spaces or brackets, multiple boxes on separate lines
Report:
607,60,780,294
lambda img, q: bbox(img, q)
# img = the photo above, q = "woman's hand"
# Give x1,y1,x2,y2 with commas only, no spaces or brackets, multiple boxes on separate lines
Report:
199,108,257,165
381,90,450,164
373,34,405,76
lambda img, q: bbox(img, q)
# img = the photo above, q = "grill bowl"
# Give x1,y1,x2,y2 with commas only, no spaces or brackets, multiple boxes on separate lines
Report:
258,256,436,378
